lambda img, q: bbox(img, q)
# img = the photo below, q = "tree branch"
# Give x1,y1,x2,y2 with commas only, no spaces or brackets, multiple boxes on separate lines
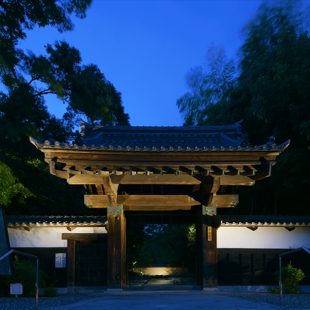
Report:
27,76,38,86
33,88,54,97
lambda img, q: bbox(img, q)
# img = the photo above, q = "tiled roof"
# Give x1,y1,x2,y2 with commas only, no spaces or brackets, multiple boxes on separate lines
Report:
7,215,107,227
80,122,246,149
220,215,310,227
6,215,310,227
30,122,290,152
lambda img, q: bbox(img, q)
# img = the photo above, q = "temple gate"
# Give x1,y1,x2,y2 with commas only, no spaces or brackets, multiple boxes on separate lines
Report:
31,123,288,289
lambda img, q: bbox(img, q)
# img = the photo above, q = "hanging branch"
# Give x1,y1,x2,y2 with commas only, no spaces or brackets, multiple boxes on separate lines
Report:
33,88,53,97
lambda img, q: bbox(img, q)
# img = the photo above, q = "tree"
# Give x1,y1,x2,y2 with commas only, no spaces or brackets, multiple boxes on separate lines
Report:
0,162,32,207
234,1,310,215
0,0,91,80
0,0,92,153
0,0,129,213
177,1,310,215
177,46,235,125
1,0,129,145
237,0,310,145
24,42,129,126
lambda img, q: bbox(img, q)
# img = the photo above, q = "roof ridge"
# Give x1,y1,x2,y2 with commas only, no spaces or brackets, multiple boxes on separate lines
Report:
80,121,243,134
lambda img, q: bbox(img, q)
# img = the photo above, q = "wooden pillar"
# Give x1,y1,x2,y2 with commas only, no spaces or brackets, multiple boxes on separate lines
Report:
67,239,76,288
107,205,127,288
197,205,218,288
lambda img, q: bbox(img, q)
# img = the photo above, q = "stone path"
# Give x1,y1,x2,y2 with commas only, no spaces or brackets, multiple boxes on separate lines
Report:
44,291,308,310
1,291,309,310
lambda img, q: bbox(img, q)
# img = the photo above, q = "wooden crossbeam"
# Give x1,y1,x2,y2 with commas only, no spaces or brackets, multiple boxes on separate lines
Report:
113,174,201,185
67,174,109,185
65,171,253,186
54,169,68,179
211,194,239,208
84,194,200,210
219,175,255,186
66,173,200,185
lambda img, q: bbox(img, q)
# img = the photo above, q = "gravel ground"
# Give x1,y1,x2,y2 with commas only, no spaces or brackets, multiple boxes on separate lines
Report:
0,295,86,310
0,292,309,309
223,292,310,309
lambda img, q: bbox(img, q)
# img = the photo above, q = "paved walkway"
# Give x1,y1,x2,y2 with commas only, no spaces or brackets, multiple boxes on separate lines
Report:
2,291,309,309
42,291,294,310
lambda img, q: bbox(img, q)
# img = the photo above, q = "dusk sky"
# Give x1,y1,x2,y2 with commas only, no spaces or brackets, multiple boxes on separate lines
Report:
19,0,267,126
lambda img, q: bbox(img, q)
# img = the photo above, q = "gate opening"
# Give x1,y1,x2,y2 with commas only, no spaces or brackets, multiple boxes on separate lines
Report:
127,220,198,289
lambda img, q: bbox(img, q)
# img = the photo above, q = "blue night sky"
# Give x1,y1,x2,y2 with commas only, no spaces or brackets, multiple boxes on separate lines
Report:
19,0,265,126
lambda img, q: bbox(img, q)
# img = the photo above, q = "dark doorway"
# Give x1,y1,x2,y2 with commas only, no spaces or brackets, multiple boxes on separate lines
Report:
75,240,107,286
63,233,107,287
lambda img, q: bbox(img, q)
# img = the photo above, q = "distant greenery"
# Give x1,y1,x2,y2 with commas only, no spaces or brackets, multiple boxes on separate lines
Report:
177,0,310,215
0,162,32,207
283,263,305,294
128,224,196,273
0,0,129,213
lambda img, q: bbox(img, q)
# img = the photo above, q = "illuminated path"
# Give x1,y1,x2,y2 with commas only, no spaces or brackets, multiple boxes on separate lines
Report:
44,291,287,310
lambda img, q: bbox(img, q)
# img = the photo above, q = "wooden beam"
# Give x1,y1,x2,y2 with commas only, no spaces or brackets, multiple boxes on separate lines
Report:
211,194,239,208
112,174,201,185
85,194,109,207
67,174,109,185
95,184,104,195
62,233,107,241
66,173,201,185
219,175,255,186
84,194,200,210
210,176,220,194
54,165,260,185
41,148,281,165
124,205,192,211
102,177,118,196
55,169,68,179
49,159,56,175
119,195,199,208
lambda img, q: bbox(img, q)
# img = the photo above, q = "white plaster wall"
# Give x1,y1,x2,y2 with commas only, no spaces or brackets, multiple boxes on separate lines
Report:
217,227,310,249
8,226,310,249
8,227,107,248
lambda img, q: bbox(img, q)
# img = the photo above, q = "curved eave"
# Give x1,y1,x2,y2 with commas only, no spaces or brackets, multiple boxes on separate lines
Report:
29,137,290,154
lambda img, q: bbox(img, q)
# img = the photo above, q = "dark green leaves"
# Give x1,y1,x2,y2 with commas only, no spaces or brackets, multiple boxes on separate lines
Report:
0,162,32,207
24,41,130,126
177,1,310,215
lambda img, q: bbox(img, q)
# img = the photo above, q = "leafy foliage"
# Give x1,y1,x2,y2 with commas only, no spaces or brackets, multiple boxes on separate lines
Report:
0,0,91,78
23,41,129,125
0,162,32,207
177,46,235,125
177,1,310,215
130,224,196,273
283,263,305,294
0,0,131,213
237,1,310,145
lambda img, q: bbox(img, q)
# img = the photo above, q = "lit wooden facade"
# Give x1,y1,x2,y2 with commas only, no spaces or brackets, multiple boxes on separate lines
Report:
31,123,288,289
